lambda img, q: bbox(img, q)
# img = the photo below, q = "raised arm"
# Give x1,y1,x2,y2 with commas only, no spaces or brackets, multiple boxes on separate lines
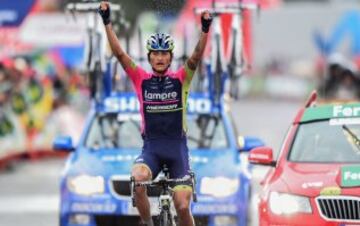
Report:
186,11,213,71
99,1,132,70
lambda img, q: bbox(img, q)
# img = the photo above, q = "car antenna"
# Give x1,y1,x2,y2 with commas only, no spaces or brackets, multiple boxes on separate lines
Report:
304,90,317,108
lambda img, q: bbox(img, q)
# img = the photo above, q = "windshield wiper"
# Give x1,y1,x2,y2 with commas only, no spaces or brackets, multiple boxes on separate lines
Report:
342,125,360,152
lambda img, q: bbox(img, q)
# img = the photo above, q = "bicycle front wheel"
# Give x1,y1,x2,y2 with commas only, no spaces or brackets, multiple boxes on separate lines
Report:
159,210,174,226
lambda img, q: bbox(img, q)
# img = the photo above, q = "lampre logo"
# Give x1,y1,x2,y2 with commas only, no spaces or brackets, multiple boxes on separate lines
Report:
144,90,178,101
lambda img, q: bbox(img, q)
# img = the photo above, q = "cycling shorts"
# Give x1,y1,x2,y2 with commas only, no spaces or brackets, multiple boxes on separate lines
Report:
134,137,191,182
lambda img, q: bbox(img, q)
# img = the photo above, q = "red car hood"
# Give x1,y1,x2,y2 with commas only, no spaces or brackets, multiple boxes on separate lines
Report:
278,162,360,197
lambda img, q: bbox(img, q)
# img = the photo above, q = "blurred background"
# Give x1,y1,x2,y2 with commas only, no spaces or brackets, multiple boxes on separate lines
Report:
0,0,360,225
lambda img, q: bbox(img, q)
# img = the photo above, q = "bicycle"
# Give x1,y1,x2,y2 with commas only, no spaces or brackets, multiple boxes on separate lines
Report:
65,0,121,102
194,0,259,102
130,165,197,226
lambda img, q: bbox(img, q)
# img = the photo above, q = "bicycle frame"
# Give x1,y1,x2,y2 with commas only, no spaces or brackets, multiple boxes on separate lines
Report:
130,167,197,226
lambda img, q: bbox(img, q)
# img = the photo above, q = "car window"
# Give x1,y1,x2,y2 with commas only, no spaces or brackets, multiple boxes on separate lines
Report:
289,120,360,163
85,113,229,150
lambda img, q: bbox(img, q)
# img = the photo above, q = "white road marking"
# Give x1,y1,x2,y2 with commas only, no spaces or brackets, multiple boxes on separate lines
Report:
0,195,59,214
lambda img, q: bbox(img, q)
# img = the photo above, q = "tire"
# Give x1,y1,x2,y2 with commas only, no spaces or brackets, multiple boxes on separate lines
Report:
159,210,174,226
230,76,240,100
89,62,103,101
214,44,223,103
159,210,168,226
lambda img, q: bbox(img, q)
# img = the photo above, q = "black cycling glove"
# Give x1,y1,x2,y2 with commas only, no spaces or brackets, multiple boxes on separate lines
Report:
201,13,213,33
98,5,111,25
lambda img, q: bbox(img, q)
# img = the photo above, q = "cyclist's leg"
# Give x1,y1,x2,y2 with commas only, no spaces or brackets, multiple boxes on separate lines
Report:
166,139,194,226
173,190,194,226
132,142,161,225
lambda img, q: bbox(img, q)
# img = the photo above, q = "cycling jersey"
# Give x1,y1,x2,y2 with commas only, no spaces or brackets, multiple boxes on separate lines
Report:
125,62,195,139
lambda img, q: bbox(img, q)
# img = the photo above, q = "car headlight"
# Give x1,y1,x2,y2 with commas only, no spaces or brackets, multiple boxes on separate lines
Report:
67,175,105,196
269,192,312,215
200,177,239,198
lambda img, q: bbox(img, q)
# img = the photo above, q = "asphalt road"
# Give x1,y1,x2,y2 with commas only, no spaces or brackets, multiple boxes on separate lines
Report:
0,98,302,226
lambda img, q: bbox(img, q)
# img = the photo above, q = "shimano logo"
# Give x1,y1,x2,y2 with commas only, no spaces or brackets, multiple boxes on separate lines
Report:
144,90,178,100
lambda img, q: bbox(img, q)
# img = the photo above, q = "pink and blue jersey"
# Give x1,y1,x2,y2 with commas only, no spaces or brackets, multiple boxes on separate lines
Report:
125,62,195,139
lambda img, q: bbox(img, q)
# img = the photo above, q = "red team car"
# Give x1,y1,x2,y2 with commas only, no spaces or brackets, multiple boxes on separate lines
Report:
249,92,360,226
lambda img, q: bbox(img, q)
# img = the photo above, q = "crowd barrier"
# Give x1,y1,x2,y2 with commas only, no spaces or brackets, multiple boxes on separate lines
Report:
0,59,88,170
0,103,85,170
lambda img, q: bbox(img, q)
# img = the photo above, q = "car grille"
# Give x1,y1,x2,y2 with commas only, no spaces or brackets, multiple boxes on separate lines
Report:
111,179,162,197
316,196,360,221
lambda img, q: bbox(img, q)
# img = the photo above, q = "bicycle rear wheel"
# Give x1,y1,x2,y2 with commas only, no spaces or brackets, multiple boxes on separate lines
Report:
214,34,223,104
89,61,103,101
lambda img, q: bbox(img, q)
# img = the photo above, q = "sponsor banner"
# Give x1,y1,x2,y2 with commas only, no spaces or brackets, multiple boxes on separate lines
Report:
341,165,360,187
333,105,360,118
19,13,86,47
191,203,238,214
70,201,117,213
0,0,35,27
103,94,213,114
103,95,140,113
302,103,360,122
330,118,360,126
0,27,33,58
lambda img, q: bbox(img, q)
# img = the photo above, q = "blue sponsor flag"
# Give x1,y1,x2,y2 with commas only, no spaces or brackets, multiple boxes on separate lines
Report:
0,0,35,27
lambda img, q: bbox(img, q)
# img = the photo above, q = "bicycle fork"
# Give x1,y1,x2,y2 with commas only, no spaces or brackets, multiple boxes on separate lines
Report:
159,193,175,226
130,176,136,207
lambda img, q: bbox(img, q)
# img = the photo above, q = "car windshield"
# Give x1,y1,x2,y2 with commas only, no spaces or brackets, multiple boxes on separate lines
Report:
85,113,229,149
85,114,142,149
289,119,360,163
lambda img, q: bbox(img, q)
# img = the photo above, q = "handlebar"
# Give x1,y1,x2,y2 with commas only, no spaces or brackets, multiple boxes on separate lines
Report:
133,175,192,187
66,2,121,12
130,171,197,207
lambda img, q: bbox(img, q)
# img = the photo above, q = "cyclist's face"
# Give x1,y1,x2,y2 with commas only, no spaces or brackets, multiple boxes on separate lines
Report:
149,51,171,74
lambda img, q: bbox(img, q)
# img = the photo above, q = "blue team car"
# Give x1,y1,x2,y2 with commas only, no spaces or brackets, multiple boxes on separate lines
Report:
54,91,264,226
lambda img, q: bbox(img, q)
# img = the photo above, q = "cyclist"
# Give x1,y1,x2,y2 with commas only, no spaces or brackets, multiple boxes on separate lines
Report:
99,2,212,226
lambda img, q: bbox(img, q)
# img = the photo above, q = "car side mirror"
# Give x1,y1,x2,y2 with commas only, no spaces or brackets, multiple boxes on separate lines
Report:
248,146,276,166
238,136,265,152
53,136,75,152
